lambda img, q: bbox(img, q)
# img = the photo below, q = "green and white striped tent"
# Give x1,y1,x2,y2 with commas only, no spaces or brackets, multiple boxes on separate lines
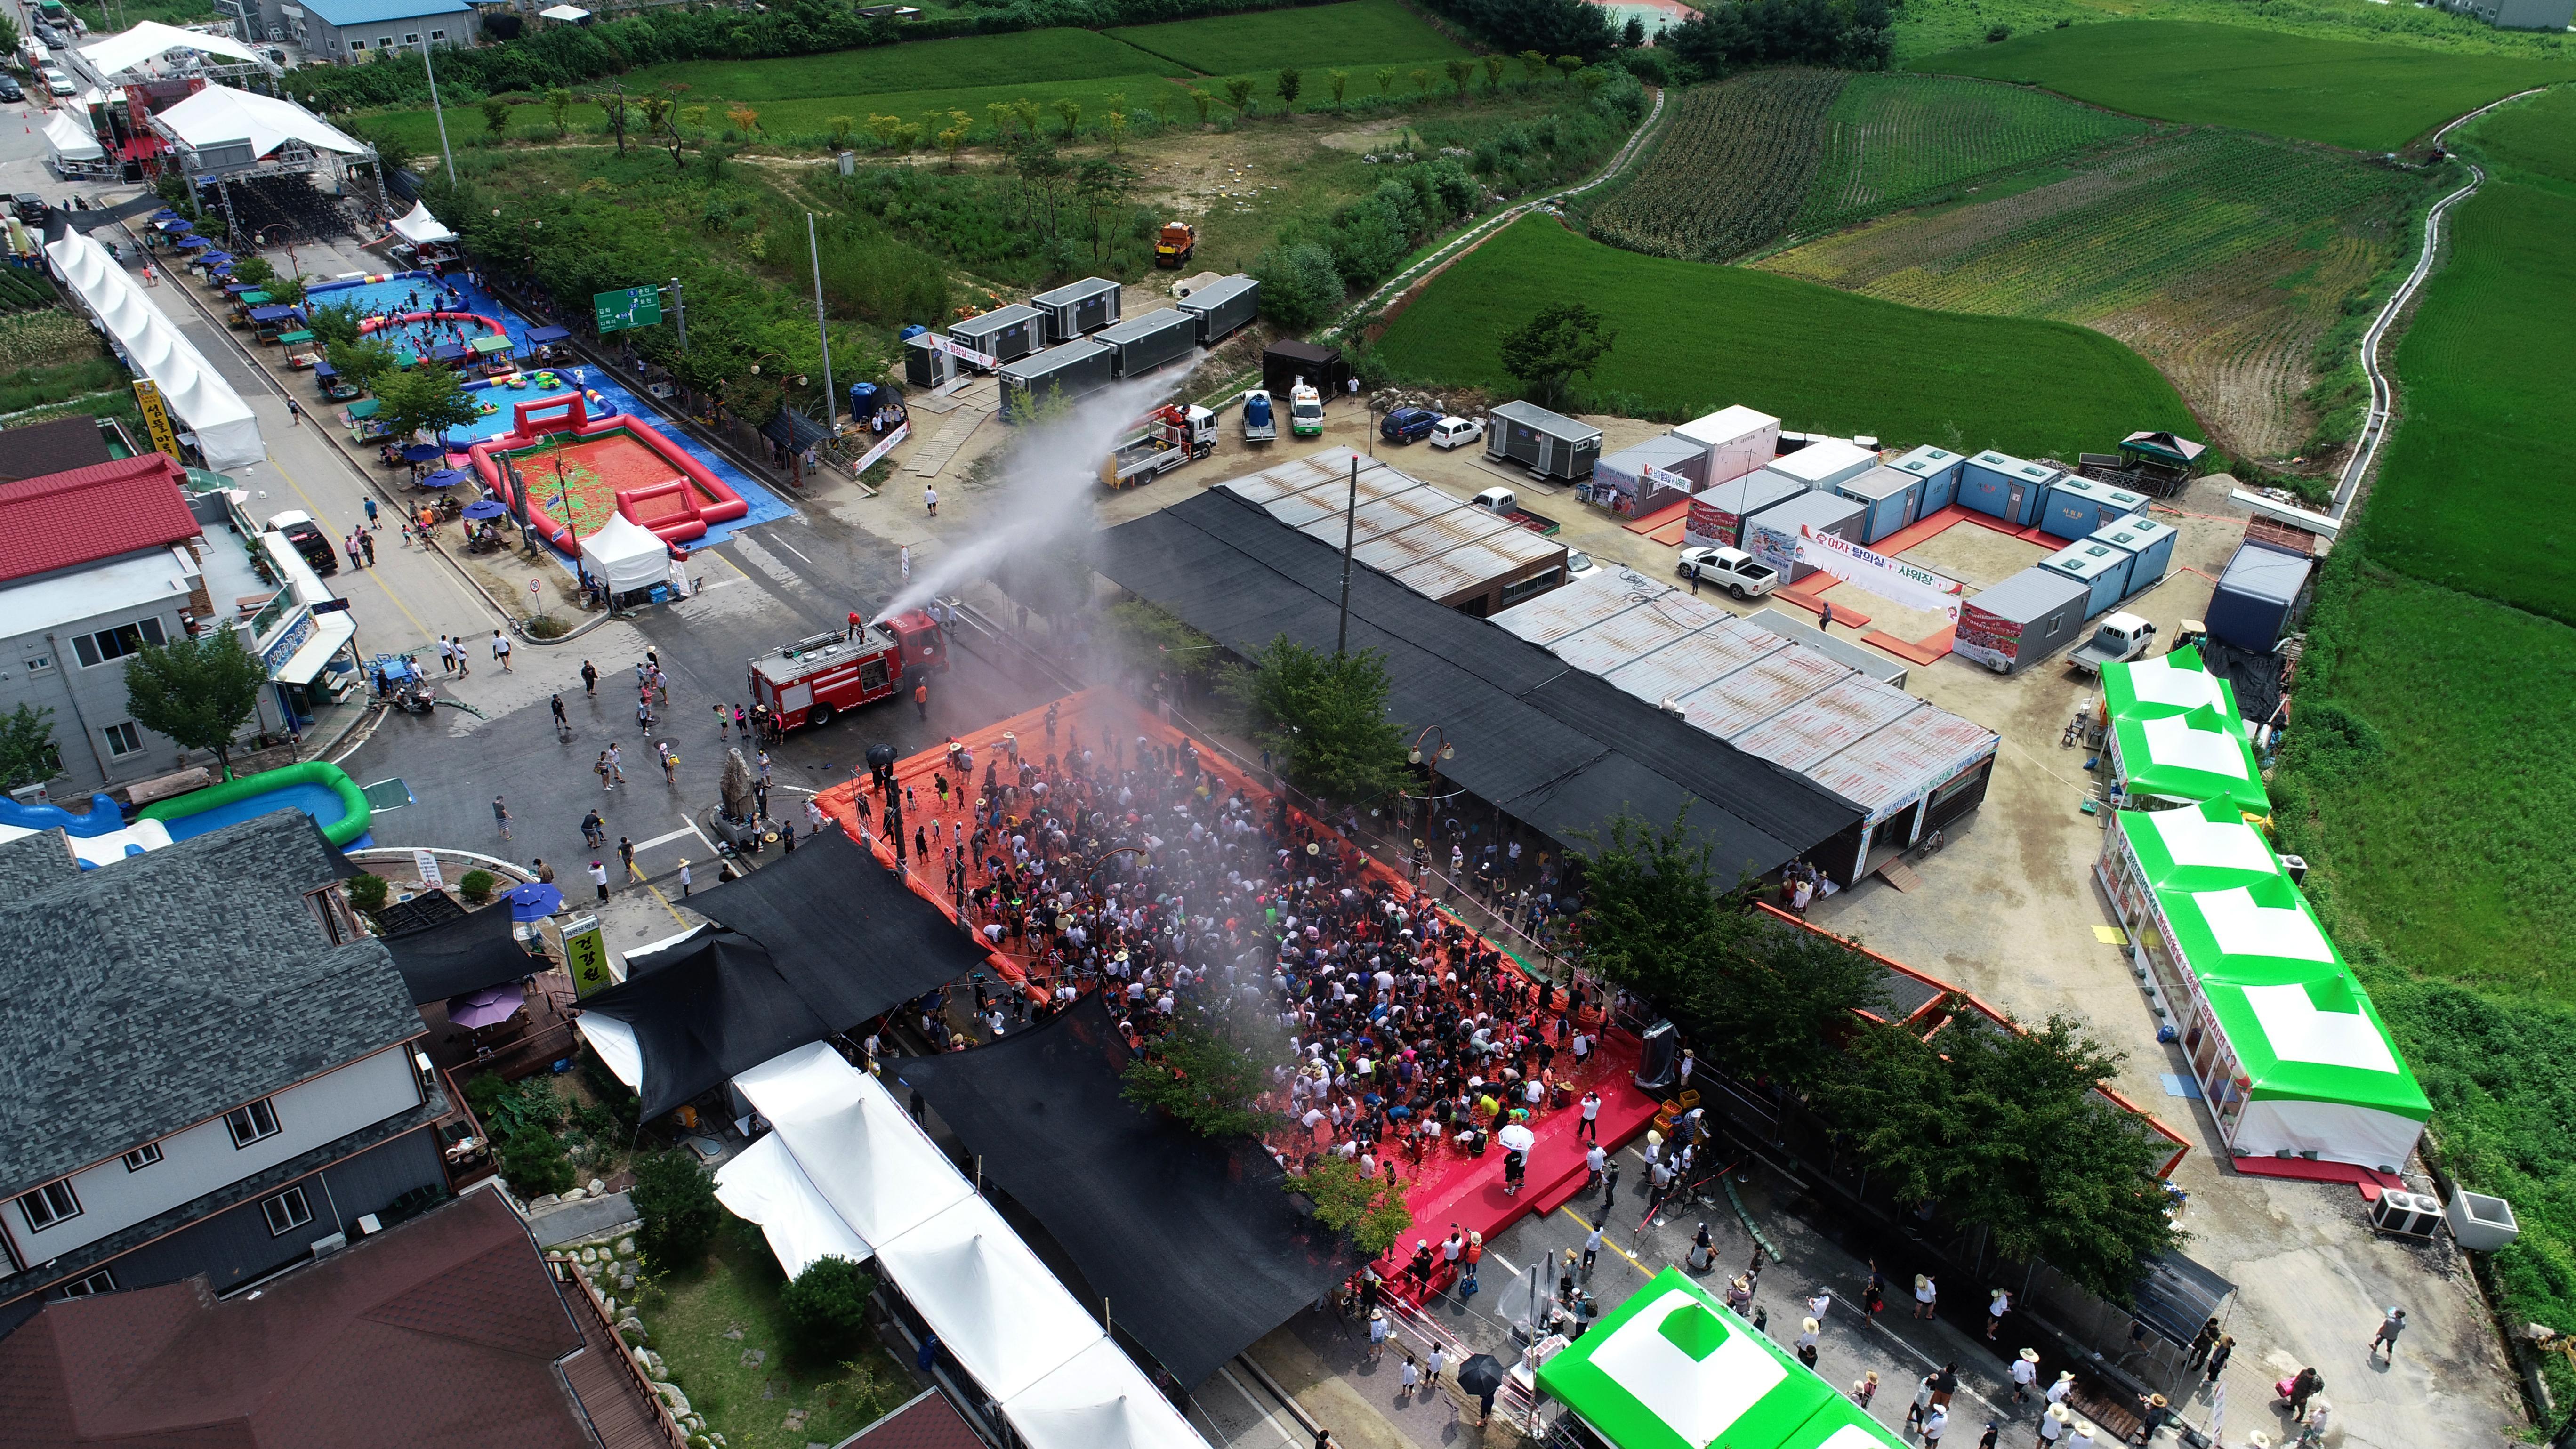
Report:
2101,645,2233,720
1535,1268,1908,1449
2105,806,2427,1171
2100,649,2270,813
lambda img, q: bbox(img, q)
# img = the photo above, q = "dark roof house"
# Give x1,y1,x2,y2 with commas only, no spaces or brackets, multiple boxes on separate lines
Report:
0,417,114,484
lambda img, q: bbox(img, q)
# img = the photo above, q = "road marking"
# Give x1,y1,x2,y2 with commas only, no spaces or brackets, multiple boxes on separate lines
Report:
682,813,719,853
630,825,698,852
1558,1206,1649,1273
1485,1252,1520,1277
773,536,814,565
1214,1364,1300,1449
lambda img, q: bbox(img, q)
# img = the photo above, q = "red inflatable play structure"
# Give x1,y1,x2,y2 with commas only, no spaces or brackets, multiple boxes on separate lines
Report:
468,394,750,548
357,309,510,340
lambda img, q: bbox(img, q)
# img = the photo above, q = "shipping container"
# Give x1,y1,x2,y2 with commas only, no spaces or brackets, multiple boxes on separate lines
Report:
1263,339,1351,400
1742,490,1867,582
997,338,1113,422
2207,539,2314,652
2038,538,2136,619
2089,515,2177,594
1029,276,1121,345
1833,464,1926,544
1685,469,1806,549
1958,450,2061,525
1763,437,1876,492
948,303,1042,368
902,330,956,390
1672,405,1780,489
2038,474,2149,542
1953,565,2092,673
1890,444,1966,514
1175,274,1259,345
1486,400,1602,482
1096,307,1199,378
1591,433,1706,516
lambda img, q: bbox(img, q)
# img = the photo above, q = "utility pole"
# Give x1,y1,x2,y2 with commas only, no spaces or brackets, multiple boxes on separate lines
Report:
667,276,687,350
806,212,834,430
418,35,456,191
1336,453,1358,657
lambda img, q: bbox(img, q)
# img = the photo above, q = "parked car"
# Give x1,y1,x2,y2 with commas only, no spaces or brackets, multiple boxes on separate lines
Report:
266,510,340,576
0,75,24,104
1676,545,1779,599
41,69,76,97
1565,550,1600,581
1429,415,1483,450
1379,406,1438,444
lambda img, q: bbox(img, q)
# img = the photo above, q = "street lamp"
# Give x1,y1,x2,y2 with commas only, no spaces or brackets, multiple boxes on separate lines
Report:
1408,725,1454,839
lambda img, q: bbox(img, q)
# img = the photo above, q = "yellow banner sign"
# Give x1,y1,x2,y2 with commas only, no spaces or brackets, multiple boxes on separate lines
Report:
563,913,614,996
132,379,184,462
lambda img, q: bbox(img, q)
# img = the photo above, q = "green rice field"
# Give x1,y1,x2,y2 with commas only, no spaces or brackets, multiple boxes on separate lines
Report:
1919,22,2576,151
1374,216,2196,460
1795,73,2149,234
1104,0,1468,74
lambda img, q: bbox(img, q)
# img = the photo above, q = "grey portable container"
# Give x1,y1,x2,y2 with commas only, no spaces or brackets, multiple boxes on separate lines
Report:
1740,489,1866,583
1176,274,1260,345
903,331,956,390
948,303,1042,368
1486,400,1602,482
1096,307,1200,378
1030,277,1122,345
999,339,1114,422
1954,565,2093,673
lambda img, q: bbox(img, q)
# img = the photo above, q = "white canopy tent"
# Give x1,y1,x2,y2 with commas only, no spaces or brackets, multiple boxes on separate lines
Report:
390,200,458,246
716,1044,1208,1449
44,112,106,164
153,85,369,161
580,511,671,593
538,4,594,19
44,231,264,471
80,20,265,78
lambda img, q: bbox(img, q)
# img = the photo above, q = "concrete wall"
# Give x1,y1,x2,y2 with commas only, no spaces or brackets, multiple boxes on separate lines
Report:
0,593,193,795
277,5,478,57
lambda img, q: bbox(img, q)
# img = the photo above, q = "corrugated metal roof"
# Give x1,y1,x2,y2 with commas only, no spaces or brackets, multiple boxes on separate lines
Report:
1030,276,1119,307
1601,615,1787,708
1838,464,1920,503
1677,645,1850,738
1490,399,1599,438
1391,540,1536,600
1489,566,1656,644
1731,675,1926,771
1096,307,1194,345
1549,591,1731,676
1349,507,1518,571
1804,704,2001,819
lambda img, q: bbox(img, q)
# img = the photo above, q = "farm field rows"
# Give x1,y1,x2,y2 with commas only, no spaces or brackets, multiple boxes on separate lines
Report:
1583,70,1849,261
1919,21,2576,152
1375,215,2195,461
1794,73,2148,235
1889,0,2576,64
1103,0,1468,73
1761,128,2428,456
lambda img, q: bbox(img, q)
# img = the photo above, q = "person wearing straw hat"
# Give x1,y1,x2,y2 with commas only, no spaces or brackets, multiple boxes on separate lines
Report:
2012,1347,2040,1403
2037,1401,2071,1448
1366,1307,1388,1360
1795,1316,1821,1368
1924,1404,1950,1448
2069,1417,2099,1449
2048,1369,2077,1408
1916,1272,1940,1319
2246,1433,2275,1449
2133,1391,2173,1445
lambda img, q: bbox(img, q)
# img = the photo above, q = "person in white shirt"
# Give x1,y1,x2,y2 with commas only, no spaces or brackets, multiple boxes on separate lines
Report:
2011,1346,2040,1403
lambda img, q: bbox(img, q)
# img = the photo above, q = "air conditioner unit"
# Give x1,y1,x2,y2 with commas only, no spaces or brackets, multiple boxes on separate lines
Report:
309,1231,349,1257
2278,853,2309,885
354,1213,382,1236
9,783,49,806
2369,1191,2442,1239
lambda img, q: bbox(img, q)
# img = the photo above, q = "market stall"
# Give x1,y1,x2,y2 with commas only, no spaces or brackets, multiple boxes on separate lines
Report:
2098,652,2269,815
2099,803,2428,1171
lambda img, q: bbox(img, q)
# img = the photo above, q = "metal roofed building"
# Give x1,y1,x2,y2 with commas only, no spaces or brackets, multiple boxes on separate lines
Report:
1221,448,1569,616
1492,567,2000,880
263,0,477,58
1094,491,1862,881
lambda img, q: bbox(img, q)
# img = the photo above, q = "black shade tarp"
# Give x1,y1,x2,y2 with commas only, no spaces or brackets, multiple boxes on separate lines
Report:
894,996,1352,1385
685,827,987,1029
579,934,832,1119
1095,490,1861,877
2128,1249,2236,1348
380,893,537,1005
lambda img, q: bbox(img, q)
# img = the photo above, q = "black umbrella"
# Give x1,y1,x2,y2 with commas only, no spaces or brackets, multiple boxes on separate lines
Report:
866,743,898,770
1457,1353,1507,1399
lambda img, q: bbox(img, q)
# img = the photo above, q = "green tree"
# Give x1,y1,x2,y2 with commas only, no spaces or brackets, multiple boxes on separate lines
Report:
1290,1154,1412,1255
1103,94,1130,154
601,87,630,155
1444,57,1474,100
1375,66,1398,97
1106,599,1220,685
937,108,972,166
546,86,574,137
1574,806,1736,1007
0,704,59,791
1328,69,1349,104
1577,67,1610,104
1696,925,1892,1092
325,335,402,394
306,298,363,348
265,274,308,305
0,15,19,54
1276,66,1303,109
1519,49,1550,81
1482,54,1506,93
122,636,265,778
1224,76,1256,114
779,1256,878,1364
1499,299,1617,406
1217,636,1409,804
479,96,511,138
638,95,683,168
1409,68,1434,99
1010,97,1044,137
498,1133,575,1197
374,365,484,450
1120,1002,1282,1139
630,1150,722,1272
865,111,904,149
230,255,276,287
1251,241,1344,330
1053,97,1082,137
1189,88,1215,124
1555,54,1586,80
350,117,418,184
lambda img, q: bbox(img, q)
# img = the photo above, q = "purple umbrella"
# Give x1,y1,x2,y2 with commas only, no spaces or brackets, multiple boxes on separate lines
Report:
446,983,525,1031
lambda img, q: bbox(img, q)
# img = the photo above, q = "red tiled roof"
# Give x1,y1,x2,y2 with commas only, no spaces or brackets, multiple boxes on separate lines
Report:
846,1391,985,1449
0,1191,643,1449
0,454,201,585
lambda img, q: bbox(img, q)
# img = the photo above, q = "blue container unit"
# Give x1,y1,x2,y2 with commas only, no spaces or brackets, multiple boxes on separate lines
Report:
2207,540,2315,652
1833,465,1925,544
1958,451,2061,527
1889,445,1965,514
2088,515,2177,593
2038,475,2149,542
2038,538,2136,619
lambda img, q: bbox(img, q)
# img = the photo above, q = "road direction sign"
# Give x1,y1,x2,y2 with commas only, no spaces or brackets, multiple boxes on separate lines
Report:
594,285,663,335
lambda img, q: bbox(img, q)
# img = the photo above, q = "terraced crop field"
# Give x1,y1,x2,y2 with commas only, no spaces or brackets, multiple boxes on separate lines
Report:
1104,0,1468,74
1584,71,1849,261
1794,74,2150,235
1761,129,2430,456
1377,216,2195,462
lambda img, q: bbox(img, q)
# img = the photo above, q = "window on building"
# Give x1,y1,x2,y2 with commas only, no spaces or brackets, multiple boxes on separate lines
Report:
377,35,393,47
225,1098,281,1148
103,722,143,757
123,1143,164,1172
56,1268,115,1300
304,886,363,945
403,32,418,43
17,1180,80,1232
429,27,446,39
71,617,167,668
23,653,51,674
261,1185,313,1237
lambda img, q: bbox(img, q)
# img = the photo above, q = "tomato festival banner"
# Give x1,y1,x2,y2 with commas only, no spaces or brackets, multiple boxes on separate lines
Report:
1793,525,1964,620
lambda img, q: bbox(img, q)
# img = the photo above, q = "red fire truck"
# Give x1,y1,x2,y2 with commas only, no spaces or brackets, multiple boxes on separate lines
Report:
747,610,946,730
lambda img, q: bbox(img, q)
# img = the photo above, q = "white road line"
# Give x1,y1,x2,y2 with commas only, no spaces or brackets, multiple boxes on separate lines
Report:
630,825,698,852
1216,1365,1300,1449
682,813,718,853
1486,1252,1521,1277
773,537,815,564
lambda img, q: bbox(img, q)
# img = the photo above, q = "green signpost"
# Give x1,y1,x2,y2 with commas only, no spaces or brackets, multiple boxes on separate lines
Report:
594,285,664,335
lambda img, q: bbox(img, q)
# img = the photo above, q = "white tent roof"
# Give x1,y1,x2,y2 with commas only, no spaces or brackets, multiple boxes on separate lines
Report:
2193,886,2338,966
80,20,263,76
714,1131,874,1277
154,84,368,159
43,112,105,162
874,1195,1105,1400
390,200,458,245
1009,1340,1212,1449
2137,713,2254,781
580,511,670,593
732,1043,972,1247
2113,651,2231,714
539,4,592,18
43,232,263,471
2138,808,2276,877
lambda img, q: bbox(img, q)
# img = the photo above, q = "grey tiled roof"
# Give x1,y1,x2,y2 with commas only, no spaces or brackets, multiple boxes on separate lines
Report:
0,810,424,1196
0,832,79,899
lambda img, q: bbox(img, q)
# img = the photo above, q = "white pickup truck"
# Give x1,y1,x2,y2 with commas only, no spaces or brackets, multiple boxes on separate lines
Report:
1676,546,1778,600
2069,612,2156,677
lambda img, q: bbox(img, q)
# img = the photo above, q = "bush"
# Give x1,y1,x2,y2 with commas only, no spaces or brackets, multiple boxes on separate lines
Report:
631,1150,722,1272
500,1132,578,1198
459,868,497,903
525,615,569,639
779,1256,878,1364
346,873,390,912
1987,23,2014,41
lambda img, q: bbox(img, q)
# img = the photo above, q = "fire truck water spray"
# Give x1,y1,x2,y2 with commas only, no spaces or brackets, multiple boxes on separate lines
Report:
878,369,1189,621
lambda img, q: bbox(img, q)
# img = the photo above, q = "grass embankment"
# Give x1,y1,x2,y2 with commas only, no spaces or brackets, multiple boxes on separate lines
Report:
645,1235,910,1449
1920,22,2576,151
1795,72,2149,234
1892,0,2576,71
1373,213,2195,460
